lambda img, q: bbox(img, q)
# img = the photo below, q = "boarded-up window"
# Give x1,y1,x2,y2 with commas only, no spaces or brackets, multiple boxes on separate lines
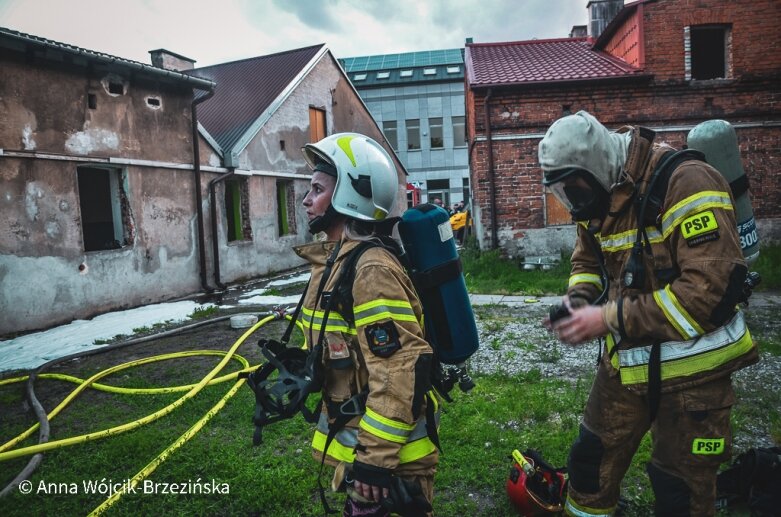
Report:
277,180,297,236
77,166,130,251
309,107,327,142
545,191,572,226
225,178,252,242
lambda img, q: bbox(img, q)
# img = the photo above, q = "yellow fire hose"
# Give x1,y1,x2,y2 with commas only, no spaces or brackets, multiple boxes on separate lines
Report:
0,311,306,514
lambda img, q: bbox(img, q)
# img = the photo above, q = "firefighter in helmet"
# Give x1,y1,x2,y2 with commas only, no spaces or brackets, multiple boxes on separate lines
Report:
298,133,438,516
539,111,757,516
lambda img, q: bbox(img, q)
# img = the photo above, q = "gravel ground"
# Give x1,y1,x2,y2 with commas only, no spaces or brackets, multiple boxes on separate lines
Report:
469,294,781,450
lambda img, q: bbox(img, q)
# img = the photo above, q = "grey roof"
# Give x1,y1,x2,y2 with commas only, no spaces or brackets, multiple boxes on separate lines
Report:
0,26,215,90
188,44,325,155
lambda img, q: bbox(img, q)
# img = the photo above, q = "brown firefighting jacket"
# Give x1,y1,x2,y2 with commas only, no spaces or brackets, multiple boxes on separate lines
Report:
294,239,438,476
567,125,758,394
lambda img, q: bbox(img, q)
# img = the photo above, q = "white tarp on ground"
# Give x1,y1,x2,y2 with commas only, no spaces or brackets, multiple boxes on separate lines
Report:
0,301,209,373
0,271,312,374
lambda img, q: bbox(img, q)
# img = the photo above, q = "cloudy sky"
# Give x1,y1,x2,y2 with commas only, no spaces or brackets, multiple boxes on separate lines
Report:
0,0,591,67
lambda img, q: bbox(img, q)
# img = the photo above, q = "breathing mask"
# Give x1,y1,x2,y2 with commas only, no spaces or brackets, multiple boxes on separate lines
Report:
543,167,610,222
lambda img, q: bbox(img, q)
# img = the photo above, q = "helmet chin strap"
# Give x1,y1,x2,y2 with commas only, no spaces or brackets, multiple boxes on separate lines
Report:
308,204,340,235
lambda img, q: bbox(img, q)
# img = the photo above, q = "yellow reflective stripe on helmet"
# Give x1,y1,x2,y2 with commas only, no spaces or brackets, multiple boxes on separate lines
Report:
661,190,733,238
353,298,419,327
599,227,663,253
618,313,753,384
568,273,603,289
653,285,704,339
336,135,357,167
301,307,357,335
359,407,415,444
565,495,615,517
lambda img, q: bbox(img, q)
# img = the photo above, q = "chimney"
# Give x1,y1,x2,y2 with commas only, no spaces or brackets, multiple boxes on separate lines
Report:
570,25,588,38
149,49,196,72
587,0,624,39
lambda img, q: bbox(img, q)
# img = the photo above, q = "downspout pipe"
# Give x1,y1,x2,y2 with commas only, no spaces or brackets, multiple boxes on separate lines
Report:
191,88,215,293
483,88,498,249
209,170,235,290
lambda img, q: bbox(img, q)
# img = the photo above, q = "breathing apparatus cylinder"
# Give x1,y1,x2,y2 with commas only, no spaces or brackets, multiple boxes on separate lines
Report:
397,203,479,365
687,120,760,264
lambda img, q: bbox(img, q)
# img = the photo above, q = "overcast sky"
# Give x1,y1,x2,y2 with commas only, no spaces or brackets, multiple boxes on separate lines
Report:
0,0,591,67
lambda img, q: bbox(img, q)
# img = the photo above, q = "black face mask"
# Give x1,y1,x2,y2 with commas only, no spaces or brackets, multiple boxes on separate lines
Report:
564,179,610,221
308,204,340,235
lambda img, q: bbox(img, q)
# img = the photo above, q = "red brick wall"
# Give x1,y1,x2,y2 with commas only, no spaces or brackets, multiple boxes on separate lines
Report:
466,0,781,252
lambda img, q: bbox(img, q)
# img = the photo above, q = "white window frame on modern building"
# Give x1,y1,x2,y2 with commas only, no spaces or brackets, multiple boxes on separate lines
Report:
685,24,732,81
376,71,390,79
354,73,367,81
452,116,466,147
400,70,413,77
446,66,460,74
423,68,437,76
406,119,421,150
383,120,398,150
429,117,443,149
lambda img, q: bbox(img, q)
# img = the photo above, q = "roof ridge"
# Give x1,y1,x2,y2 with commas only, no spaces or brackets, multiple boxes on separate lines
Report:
192,43,325,71
467,36,591,47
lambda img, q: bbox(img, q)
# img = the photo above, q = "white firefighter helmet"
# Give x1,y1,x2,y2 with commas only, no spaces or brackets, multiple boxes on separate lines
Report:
302,133,398,221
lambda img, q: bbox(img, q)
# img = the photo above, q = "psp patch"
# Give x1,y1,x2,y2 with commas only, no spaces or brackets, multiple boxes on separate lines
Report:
365,322,401,358
680,210,720,247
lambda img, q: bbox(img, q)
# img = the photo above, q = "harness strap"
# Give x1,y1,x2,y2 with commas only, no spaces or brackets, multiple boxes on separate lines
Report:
280,278,310,346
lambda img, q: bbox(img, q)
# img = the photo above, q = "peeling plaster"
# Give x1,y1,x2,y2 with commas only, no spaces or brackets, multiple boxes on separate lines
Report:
65,123,120,154
45,220,61,239
22,124,37,150
59,200,70,212
208,153,222,167
25,182,44,221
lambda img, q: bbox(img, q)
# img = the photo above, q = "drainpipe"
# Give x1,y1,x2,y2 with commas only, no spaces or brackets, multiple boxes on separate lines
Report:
191,88,215,292
209,170,235,290
483,88,498,249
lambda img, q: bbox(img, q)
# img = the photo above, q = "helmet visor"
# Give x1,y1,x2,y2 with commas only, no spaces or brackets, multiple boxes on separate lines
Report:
544,168,608,220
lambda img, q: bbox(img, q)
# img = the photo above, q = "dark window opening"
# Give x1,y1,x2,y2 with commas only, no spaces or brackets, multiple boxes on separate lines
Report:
88,93,97,109
407,119,420,150
225,178,251,242
280,140,286,151
277,180,296,236
562,104,572,115
383,121,398,151
146,97,160,107
108,82,124,95
77,166,128,252
691,26,728,80
430,117,443,149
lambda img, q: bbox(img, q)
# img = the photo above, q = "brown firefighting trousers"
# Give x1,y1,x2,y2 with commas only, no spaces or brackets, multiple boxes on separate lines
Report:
566,362,735,517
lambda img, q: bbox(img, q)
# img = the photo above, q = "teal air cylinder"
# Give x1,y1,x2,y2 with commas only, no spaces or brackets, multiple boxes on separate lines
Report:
687,120,759,265
398,203,479,365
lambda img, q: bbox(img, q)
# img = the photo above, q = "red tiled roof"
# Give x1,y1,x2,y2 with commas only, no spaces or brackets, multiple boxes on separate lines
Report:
465,37,642,88
188,44,325,154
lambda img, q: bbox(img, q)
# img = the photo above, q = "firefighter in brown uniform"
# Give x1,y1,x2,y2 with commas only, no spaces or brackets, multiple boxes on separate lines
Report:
297,132,438,516
539,111,758,516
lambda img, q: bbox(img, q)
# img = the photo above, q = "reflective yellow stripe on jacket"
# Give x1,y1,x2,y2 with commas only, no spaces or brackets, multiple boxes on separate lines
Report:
301,307,357,335
353,298,421,327
613,312,753,385
568,273,603,290
660,190,733,238
653,285,705,339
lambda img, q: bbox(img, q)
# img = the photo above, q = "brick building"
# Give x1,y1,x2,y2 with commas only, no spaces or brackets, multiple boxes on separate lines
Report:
464,0,781,259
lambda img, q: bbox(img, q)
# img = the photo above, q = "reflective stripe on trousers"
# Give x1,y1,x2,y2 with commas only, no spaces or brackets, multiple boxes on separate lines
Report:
311,411,438,464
